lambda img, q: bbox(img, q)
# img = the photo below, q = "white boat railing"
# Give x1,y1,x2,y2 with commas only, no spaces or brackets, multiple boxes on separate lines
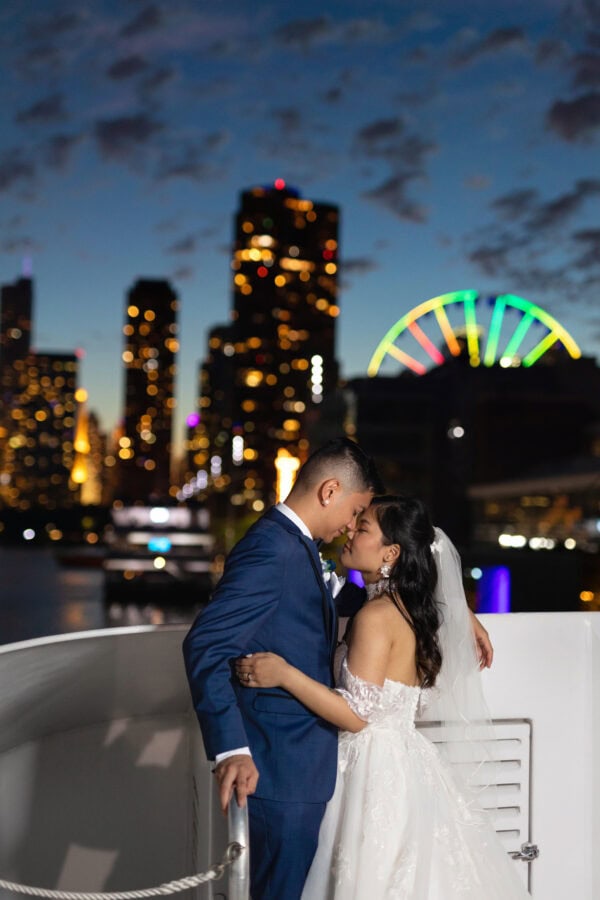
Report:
0,614,598,899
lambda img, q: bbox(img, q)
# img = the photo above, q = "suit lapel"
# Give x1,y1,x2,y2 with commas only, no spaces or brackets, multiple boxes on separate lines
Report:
264,507,338,660
299,535,338,659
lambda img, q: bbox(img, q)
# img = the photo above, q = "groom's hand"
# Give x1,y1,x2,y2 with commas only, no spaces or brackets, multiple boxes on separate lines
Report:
214,754,259,815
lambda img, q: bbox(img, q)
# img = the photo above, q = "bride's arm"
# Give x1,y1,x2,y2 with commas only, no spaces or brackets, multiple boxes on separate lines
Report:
236,605,392,734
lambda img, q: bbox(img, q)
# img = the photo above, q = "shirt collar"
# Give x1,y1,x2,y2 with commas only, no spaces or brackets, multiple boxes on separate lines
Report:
275,502,313,540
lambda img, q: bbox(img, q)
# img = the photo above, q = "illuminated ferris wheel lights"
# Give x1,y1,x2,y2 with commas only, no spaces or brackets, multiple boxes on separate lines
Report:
368,291,582,377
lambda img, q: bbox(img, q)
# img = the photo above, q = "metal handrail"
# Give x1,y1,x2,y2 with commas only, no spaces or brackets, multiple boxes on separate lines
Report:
227,795,250,900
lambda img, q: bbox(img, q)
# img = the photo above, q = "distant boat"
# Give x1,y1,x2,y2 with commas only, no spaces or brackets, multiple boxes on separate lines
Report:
103,505,215,602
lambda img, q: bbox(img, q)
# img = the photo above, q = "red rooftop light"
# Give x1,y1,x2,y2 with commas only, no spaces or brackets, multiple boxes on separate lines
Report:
274,178,286,190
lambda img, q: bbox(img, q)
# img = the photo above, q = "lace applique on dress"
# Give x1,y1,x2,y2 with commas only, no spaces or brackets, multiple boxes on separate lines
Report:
300,655,530,900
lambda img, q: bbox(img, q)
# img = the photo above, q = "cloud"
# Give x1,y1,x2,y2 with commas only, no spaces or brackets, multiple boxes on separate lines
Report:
467,177,600,305
156,132,229,182
341,257,378,275
572,228,600,269
363,174,427,223
272,14,390,52
171,266,194,282
546,91,600,140
1,215,24,231
321,86,343,104
273,16,337,50
120,5,163,39
354,114,436,222
2,236,41,254
15,42,67,76
140,65,176,95
106,55,149,80
356,117,404,147
453,26,527,67
491,180,600,232
570,51,600,87
354,117,435,170
535,38,568,66
24,10,85,42
167,235,196,255
0,149,35,192
271,107,303,132
94,114,164,161
15,92,67,125
492,188,539,220
43,133,82,170
528,179,600,230
468,242,512,276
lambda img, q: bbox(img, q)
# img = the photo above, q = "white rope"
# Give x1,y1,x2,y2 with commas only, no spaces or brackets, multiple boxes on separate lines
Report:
0,843,244,900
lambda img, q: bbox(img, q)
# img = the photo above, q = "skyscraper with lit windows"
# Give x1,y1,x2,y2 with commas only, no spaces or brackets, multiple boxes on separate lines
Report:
116,279,178,502
0,275,32,367
0,351,79,509
186,182,340,509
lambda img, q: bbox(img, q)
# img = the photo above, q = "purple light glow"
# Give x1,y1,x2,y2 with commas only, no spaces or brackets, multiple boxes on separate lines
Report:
186,412,200,428
477,566,511,614
347,569,364,588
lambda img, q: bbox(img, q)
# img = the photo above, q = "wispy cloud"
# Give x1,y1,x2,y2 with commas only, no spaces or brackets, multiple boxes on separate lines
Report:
0,149,36,192
94,113,164,161
546,91,600,141
452,26,527,67
120,5,163,39
15,92,67,125
106,55,149,81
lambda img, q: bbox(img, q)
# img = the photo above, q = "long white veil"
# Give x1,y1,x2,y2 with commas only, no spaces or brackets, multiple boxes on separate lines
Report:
420,526,496,820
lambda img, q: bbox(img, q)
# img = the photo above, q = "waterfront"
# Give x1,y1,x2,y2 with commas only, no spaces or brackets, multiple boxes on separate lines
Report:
0,547,201,645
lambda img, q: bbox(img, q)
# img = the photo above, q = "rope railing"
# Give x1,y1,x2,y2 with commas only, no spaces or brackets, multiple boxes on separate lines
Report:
0,793,250,900
0,843,244,900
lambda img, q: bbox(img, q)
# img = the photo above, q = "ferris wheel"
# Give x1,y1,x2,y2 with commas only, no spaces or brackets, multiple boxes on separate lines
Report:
367,290,581,377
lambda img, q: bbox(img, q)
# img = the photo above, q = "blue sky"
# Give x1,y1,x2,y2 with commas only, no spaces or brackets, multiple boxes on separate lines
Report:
0,0,598,450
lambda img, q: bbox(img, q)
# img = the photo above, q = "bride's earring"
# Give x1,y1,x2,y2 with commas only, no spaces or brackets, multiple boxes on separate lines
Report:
379,562,391,578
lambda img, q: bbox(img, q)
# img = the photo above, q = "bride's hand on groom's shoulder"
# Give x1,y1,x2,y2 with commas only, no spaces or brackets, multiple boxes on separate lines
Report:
236,652,288,688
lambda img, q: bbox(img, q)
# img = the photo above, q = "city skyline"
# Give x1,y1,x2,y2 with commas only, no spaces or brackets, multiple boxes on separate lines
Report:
0,1,598,447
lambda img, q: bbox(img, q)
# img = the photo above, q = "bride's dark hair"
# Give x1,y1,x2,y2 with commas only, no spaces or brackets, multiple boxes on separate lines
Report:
371,495,442,688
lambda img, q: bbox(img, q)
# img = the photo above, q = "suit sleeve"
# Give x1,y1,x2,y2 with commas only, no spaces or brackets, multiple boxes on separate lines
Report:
183,529,285,760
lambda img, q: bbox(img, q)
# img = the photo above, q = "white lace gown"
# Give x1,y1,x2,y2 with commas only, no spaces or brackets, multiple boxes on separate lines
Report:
301,658,530,899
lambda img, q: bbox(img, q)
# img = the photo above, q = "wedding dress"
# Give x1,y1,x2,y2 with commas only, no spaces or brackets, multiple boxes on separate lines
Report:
301,654,530,899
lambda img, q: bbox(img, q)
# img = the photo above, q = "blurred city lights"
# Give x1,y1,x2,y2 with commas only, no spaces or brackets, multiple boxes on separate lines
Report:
498,533,527,548
149,507,170,524
275,448,300,503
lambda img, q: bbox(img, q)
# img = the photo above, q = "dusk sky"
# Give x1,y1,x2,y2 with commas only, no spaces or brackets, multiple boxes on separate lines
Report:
1,1,599,451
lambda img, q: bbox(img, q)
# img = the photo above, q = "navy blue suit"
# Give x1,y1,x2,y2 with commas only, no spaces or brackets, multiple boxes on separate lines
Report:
183,507,339,898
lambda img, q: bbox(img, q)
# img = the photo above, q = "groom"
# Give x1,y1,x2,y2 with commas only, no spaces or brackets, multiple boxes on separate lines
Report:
183,437,382,899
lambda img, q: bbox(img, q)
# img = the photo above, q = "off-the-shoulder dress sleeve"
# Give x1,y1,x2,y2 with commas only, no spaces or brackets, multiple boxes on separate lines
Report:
334,657,385,722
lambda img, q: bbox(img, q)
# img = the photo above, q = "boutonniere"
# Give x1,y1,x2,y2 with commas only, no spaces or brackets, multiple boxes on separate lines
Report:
319,552,336,576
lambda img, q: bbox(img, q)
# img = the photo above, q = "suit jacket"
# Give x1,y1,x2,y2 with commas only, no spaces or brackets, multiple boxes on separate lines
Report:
183,507,339,803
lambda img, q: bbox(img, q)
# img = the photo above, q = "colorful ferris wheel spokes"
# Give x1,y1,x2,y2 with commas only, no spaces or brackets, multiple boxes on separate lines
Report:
367,290,582,377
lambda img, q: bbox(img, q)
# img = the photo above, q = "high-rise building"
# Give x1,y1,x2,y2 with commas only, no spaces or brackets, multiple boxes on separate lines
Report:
0,351,78,509
116,279,179,502
188,182,340,508
0,276,32,368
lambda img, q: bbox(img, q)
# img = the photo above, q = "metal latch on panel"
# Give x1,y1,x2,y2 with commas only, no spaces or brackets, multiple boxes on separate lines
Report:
509,842,539,862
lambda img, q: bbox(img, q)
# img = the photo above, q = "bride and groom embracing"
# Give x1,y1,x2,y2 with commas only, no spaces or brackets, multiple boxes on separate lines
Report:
183,438,529,899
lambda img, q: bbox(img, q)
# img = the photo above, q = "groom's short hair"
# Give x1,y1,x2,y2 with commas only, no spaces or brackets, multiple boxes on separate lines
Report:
294,437,384,495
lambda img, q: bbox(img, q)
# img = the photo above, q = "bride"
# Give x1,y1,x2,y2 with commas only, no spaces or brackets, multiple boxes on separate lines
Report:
236,495,530,898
